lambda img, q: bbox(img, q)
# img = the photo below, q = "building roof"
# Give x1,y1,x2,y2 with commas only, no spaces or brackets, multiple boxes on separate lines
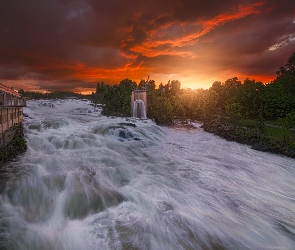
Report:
0,83,21,98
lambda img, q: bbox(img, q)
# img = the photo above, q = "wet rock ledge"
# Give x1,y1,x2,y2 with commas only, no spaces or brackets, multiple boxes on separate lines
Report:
0,124,27,166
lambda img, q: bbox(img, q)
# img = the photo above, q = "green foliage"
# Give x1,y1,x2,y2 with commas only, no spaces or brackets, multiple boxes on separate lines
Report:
278,111,295,141
274,52,295,112
225,102,246,123
280,111,295,129
168,88,207,120
147,91,174,124
241,115,265,133
101,79,137,116
233,79,264,118
276,52,295,78
260,82,291,119
95,82,109,103
202,89,218,119
170,80,181,95
18,89,25,96
138,78,156,91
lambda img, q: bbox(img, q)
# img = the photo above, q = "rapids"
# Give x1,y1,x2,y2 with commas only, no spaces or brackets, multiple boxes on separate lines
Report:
0,99,295,250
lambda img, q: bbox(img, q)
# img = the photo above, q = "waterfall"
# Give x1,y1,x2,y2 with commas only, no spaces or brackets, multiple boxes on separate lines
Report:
131,90,147,119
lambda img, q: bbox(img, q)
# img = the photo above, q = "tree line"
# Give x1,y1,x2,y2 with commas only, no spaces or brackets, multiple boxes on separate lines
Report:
94,52,295,127
18,90,88,99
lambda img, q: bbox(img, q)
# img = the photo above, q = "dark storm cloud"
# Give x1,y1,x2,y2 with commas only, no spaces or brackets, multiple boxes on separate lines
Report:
194,0,295,77
132,0,295,81
0,0,294,91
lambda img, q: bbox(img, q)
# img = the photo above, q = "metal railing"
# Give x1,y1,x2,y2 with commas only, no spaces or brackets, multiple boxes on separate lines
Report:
0,83,21,98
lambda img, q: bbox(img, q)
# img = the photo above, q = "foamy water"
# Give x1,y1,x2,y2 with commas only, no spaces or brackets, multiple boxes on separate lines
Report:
1,99,295,250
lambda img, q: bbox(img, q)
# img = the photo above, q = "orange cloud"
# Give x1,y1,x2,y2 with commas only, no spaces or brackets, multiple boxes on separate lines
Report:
1,0,293,94
125,1,266,59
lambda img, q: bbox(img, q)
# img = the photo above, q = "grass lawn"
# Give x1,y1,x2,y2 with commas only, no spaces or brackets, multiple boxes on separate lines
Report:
264,119,283,126
241,118,295,148
265,126,295,148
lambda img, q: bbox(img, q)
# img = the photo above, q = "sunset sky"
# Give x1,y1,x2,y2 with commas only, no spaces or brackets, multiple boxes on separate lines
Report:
0,0,295,94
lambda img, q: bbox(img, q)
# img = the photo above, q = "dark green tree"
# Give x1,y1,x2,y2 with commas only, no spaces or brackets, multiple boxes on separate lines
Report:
233,79,264,118
260,82,290,119
101,79,137,116
275,52,295,112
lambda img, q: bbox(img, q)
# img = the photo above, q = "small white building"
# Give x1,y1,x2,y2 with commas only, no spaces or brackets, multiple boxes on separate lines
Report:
0,83,26,147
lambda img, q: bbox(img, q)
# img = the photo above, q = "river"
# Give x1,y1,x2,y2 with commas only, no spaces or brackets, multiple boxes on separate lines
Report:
1,99,295,250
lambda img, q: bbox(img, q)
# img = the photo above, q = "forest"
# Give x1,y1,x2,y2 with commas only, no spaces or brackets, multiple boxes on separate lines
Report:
94,52,295,157
95,52,295,126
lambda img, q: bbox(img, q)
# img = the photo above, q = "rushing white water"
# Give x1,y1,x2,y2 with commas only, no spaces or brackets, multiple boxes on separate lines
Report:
1,99,295,250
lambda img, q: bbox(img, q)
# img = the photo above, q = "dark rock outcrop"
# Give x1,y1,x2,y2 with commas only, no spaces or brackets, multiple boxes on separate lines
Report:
0,124,27,166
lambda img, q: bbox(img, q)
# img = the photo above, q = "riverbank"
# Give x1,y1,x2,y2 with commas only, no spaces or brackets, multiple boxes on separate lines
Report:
201,118,295,159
